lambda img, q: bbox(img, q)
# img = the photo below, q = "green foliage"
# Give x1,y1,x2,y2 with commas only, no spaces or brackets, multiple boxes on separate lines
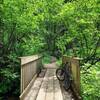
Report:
56,58,62,66
0,53,20,97
81,62,100,100
0,0,99,99
21,35,45,55
0,68,19,94
42,53,52,64
57,0,100,58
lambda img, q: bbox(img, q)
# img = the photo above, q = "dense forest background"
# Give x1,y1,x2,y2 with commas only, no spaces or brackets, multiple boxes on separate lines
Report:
0,0,100,100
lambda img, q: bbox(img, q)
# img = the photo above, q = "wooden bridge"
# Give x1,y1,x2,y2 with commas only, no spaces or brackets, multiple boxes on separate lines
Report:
19,55,81,100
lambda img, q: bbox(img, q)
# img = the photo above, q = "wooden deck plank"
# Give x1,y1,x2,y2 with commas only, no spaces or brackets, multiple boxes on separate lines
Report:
45,69,55,100
36,68,63,100
36,70,49,100
22,68,63,100
54,70,63,100
24,77,43,100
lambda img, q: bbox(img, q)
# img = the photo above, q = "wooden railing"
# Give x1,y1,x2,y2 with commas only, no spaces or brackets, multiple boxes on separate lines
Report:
62,56,82,98
19,55,43,99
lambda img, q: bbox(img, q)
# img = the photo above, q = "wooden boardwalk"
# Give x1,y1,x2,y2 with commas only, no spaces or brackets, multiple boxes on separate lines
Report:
19,56,81,100
23,68,63,100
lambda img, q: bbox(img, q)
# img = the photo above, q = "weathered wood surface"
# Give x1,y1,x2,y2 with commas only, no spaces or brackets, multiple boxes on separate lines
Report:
20,55,42,65
54,73,63,100
21,68,63,100
62,56,81,94
24,77,43,100
20,55,42,94
20,55,80,100
20,74,37,100
36,69,50,100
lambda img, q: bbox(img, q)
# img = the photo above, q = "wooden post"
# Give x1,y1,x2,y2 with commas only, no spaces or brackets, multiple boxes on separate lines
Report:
71,57,81,93
62,56,81,95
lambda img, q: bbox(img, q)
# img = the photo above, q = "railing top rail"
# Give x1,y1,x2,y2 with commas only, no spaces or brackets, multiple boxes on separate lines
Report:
19,55,42,66
63,55,83,60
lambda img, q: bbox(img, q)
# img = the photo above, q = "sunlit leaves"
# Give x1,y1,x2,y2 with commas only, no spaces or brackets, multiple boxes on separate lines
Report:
0,0,100,99
81,62,100,99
